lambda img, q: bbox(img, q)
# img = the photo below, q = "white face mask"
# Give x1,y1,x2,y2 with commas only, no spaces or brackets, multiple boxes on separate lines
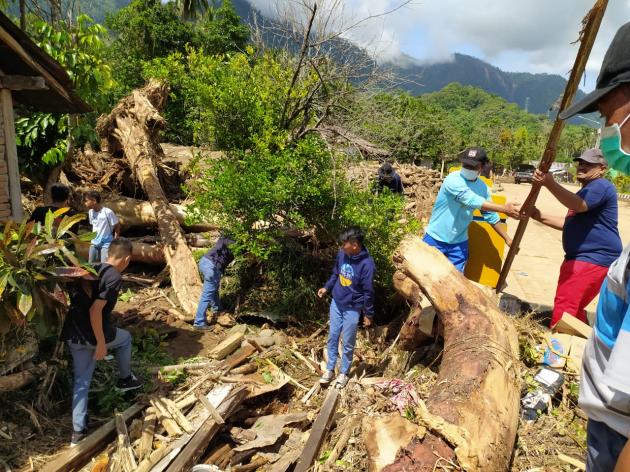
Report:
460,167,480,181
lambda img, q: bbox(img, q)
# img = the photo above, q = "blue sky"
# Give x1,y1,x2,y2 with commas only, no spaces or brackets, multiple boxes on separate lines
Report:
250,0,630,93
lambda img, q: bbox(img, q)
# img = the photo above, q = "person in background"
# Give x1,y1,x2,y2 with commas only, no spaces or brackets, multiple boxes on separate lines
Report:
30,183,75,225
423,147,520,272
558,21,630,472
375,162,404,194
84,190,120,264
529,148,622,328
60,238,142,447
193,235,235,330
317,227,375,389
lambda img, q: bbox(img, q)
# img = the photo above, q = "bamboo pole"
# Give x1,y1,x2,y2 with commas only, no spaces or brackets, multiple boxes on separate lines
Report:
496,0,609,292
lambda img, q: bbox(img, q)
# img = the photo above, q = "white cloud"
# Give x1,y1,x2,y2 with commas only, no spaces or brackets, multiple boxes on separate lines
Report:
247,0,630,91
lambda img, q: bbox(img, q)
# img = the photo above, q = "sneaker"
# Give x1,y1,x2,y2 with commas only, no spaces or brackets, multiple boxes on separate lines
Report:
334,374,349,389
193,323,213,331
319,370,335,384
70,429,87,447
116,373,143,392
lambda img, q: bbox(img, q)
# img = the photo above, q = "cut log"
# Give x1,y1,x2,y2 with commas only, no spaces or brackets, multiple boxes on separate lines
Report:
101,194,216,232
294,388,339,472
40,402,144,472
96,79,202,316
0,361,46,392
75,240,165,265
387,235,520,472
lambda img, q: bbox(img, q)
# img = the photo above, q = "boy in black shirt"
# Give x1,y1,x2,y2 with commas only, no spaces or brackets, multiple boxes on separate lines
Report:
30,183,75,225
61,238,142,446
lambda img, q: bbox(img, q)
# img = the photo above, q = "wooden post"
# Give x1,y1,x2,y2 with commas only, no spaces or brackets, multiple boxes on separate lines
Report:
0,89,23,221
40,403,144,472
497,0,609,291
294,388,340,472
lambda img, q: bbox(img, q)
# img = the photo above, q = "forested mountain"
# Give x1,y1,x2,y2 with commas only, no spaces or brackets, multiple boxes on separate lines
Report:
6,0,585,116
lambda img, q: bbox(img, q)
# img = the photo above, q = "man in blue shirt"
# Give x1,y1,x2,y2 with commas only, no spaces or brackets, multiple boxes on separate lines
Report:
529,148,622,328
559,22,630,472
423,147,521,272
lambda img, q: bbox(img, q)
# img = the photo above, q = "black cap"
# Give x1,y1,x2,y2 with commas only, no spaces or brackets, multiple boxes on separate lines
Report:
379,162,393,176
459,147,488,166
560,22,630,119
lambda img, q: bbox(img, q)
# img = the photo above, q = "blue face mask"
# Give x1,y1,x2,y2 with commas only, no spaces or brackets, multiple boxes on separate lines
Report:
600,112,630,175
460,167,480,181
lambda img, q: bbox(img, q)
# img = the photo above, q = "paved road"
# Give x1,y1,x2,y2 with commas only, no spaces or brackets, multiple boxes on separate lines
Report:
496,182,630,316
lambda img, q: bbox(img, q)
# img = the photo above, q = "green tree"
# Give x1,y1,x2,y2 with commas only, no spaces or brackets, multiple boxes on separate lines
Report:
15,15,113,177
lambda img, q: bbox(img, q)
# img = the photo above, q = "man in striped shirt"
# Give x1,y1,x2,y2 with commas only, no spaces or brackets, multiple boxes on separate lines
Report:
559,22,630,472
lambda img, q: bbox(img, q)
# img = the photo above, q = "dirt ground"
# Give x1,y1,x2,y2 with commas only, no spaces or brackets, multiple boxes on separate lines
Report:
498,181,630,316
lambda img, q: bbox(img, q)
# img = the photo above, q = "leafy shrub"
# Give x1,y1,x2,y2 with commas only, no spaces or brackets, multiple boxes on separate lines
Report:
0,210,94,337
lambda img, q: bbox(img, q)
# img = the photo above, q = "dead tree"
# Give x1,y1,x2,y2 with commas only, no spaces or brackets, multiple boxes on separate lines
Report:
96,80,202,316
388,235,520,471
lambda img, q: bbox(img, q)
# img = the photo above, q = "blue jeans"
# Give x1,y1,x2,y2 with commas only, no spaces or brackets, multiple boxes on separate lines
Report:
194,258,222,326
88,242,111,263
326,299,360,375
423,233,469,272
586,419,628,472
68,328,132,433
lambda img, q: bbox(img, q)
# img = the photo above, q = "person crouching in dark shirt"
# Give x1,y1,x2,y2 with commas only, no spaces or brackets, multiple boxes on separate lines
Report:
193,236,235,330
60,238,142,447
30,183,76,225
376,162,404,194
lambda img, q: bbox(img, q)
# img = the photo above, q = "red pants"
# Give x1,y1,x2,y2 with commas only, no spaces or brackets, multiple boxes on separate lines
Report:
551,259,608,328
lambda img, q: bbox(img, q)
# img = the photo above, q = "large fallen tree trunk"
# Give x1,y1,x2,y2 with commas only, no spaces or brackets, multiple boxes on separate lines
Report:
387,235,520,472
102,195,216,232
75,240,165,266
96,80,202,316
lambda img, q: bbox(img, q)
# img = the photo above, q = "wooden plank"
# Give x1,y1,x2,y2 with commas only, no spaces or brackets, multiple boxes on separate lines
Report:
0,89,22,221
137,413,156,462
0,75,47,90
196,390,225,425
210,325,247,360
0,26,75,105
223,342,257,370
150,398,182,436
40,402,144,472
554,313,593,339
294,388,340,472
164,387,249,472
115,411,138,472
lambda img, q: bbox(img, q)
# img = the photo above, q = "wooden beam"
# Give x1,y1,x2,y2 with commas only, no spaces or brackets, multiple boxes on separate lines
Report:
0,25,75,105
294,388,340,472
0,75,47,91
0,89,24,221
40,402,145,472
164,387,249,472
209,325,247,360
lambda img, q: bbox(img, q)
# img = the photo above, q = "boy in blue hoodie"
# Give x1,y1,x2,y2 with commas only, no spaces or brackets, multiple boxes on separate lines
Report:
317,227,375,388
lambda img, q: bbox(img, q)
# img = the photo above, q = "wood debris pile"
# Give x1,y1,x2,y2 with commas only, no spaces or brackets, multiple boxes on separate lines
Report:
346,162,442,222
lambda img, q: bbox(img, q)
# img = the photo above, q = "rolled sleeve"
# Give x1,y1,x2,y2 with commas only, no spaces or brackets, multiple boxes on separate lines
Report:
482,210,500,225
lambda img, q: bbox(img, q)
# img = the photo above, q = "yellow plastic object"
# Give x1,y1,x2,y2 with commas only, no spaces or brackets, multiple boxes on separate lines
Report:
465,176,507,287
447,169,507,287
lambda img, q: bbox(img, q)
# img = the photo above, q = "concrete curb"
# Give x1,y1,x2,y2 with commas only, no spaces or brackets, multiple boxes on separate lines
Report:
620,193,630,201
